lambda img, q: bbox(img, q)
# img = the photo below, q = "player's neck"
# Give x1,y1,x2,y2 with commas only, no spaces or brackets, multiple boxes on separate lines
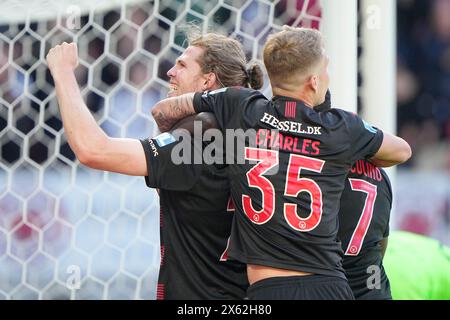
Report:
272,88,315,108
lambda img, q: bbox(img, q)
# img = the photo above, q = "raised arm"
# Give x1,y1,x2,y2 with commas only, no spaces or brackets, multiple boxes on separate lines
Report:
151,93,197,132
47,42,147,176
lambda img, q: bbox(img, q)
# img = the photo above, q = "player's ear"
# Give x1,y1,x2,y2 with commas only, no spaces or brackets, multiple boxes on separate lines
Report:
310,75,319,93
203,72,217,90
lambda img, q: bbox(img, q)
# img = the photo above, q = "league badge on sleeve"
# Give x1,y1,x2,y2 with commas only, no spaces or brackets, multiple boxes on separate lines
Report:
203,87,227,97
362,120,378,134
154,132,177,147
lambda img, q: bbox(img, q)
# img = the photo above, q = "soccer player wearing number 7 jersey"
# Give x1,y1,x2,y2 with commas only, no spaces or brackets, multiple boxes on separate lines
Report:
151,26,411,299
338,161,392,299
315,96,393,300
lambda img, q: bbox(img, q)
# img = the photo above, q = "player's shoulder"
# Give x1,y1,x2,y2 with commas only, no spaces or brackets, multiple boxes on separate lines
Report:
202,87,264,105
324,107,359,122
230,86,265,101
312,107,356,130
324,108,380,137
205,86,258,96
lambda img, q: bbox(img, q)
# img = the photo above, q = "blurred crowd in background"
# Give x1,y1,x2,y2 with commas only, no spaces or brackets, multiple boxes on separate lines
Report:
393,0,450,244
397,0,450,171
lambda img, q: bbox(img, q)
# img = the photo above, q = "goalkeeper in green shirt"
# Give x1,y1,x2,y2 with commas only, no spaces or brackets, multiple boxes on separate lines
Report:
383,231,450,300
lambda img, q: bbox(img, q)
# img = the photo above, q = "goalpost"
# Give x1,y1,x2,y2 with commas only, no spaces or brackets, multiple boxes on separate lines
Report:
359,0,397,189
321,0,358,113
322,0,398,228
0,0,396,299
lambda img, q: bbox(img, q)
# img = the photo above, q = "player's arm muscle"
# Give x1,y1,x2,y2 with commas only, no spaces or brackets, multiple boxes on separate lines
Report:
47,43,147,176
370,132,412,167
151,93,196,132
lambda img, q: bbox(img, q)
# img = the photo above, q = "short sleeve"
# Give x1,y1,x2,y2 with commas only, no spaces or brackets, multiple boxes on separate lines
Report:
140,132,202,191
346,114,384,163
193,87,248,129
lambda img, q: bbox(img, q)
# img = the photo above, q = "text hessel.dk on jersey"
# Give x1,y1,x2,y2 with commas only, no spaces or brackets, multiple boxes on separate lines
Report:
260,112,322,135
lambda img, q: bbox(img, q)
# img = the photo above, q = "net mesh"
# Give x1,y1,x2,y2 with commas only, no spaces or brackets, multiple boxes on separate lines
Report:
0,0,322,299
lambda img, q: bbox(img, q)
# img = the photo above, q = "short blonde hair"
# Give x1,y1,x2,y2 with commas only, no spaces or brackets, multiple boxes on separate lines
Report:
263,26,324,87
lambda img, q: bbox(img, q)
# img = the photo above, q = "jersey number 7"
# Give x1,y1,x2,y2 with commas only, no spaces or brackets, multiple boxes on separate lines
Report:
344,179,377,256
242,147,324,232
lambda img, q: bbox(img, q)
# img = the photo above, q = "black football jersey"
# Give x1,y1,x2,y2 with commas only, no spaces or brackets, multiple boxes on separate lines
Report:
338,159,392,299
140,131,248,300
193,87,384,279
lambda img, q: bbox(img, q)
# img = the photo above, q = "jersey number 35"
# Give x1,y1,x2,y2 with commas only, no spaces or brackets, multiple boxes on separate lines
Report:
243,147,324,232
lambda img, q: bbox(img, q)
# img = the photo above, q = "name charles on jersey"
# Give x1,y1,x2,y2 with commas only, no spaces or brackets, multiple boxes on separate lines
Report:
160,111,324,164
257,113,322,156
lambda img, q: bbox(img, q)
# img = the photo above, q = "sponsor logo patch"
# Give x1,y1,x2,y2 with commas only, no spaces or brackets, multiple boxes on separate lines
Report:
154,132,177,147
362,120,378,134
203,87,227,97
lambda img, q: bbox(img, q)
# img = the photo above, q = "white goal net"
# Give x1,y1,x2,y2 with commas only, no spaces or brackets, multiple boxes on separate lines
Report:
0,0,324,299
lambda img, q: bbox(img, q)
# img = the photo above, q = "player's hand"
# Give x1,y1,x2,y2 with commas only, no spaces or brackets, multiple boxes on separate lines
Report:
46,42,79,76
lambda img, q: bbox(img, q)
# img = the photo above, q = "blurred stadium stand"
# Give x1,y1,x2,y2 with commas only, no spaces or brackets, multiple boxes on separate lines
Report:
394,0,450,245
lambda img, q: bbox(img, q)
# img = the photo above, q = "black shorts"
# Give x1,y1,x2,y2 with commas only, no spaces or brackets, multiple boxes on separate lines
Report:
247,275,355,300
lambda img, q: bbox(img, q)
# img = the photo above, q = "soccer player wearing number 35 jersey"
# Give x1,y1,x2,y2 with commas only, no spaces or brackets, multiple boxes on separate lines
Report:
152,26,411,299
